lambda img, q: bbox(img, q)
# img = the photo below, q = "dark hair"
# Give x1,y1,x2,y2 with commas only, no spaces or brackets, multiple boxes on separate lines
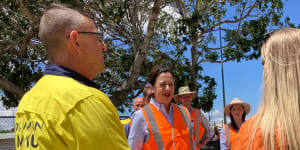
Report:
230,110,246,130
148,66,174,86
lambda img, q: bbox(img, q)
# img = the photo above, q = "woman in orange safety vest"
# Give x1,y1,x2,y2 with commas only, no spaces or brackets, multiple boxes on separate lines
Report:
220,98,250,150
234,28,300,150
128,66,195,150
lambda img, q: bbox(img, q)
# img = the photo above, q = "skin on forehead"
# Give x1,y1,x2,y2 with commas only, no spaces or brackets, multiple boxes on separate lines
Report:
133,97,145,112
178,93,193,109
134,97,145,104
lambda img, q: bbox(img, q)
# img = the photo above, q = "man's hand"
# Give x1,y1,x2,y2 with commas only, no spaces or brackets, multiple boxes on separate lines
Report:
196,141,206,148
196,137,211,148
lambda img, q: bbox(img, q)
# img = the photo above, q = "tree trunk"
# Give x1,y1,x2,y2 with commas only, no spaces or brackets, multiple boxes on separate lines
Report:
0,77,25,98
110,0,163,106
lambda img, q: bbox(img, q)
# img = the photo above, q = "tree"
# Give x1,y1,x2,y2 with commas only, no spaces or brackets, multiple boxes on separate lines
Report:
154,0,297,111
0,0,295,112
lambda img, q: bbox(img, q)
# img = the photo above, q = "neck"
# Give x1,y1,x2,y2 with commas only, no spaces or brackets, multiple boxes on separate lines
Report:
233,117,243,128
54,59,93,80
163,103,171,113
186,105,191,110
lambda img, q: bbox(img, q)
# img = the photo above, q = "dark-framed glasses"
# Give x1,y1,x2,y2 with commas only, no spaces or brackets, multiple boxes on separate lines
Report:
78,31,104,44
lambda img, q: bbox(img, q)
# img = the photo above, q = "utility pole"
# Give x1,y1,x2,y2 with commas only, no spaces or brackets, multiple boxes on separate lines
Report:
219,15,227,124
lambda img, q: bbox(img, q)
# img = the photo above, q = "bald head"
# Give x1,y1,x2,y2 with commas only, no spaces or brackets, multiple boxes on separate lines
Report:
133,97,146,112
39,3,92,62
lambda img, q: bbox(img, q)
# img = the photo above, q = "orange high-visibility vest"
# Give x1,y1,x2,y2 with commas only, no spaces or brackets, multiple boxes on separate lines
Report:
233,115,288,150
141,103,194,150
191,108,206,150
224,124,238,150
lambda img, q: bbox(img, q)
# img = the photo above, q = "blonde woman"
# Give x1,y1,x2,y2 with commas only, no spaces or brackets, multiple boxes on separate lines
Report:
234,28,300,149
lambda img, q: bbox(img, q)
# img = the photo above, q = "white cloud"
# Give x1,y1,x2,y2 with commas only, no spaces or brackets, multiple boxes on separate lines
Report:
211,110,223,118
214,117,224,124
161,6,181,20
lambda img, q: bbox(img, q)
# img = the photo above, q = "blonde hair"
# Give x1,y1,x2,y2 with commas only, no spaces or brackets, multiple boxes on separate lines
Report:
249,28,300,149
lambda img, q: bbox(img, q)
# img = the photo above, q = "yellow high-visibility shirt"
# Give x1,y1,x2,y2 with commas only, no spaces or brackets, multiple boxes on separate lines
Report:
15,75,130,150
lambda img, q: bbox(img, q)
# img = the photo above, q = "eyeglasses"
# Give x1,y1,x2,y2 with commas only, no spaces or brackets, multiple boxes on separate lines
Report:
78,31,104,44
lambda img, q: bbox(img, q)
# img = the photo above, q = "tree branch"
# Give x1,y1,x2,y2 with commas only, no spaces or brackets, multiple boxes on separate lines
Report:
203,2,257,34
199,57,236,63
110,0,163,106
0,76,25,98
16,0,39,24
17,25,39,58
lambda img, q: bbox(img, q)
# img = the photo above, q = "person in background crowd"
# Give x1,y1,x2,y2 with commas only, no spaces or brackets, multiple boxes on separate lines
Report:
133,97,146,112
174,86,213,149
143,86,152,103
220,98,250,150
123,97,146,138
14,3,129,150
212,126,220,150
128,66,194,150
234,28,300,150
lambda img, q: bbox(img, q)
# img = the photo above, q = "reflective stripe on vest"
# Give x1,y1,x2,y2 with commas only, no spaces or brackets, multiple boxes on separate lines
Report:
142,103,194,150
144,105,165,150
191,108,206,143
224,124,238,150
176,105,194,150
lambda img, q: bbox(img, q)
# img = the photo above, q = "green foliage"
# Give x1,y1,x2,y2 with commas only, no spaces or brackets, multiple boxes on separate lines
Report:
0,128,14,133
0,0,297,113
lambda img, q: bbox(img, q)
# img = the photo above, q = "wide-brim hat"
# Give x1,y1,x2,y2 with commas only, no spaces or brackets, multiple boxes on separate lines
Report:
174,86,197,103
224,97,250,116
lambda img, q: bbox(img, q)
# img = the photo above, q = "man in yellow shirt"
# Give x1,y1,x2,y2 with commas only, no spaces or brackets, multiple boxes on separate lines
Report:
15,3,130,150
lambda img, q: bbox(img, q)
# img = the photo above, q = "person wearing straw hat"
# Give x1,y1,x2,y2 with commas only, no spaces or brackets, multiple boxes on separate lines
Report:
175,86,213,149
220,97,250,150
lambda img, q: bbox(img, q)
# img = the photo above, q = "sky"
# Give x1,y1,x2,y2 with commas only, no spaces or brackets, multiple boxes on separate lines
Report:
1,0,300,129
202,0,300,125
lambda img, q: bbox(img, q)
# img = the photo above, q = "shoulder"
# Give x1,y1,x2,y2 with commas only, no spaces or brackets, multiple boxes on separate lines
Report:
132,109,146,122
18,75,112,124
240,114,259,131
235,114,260,144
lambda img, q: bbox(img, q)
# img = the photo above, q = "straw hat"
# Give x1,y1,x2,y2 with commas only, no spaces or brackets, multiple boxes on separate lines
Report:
174,86,197,103
224,98,250,116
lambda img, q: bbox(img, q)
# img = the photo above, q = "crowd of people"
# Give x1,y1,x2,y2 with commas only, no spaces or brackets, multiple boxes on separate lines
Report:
14,3,300,150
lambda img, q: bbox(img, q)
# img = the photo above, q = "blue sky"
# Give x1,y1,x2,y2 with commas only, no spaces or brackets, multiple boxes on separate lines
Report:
203,0,300,125
119,0,300,124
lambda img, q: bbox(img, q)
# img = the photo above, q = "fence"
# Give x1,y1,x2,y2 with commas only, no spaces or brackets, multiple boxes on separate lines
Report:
0,116,15,150
0,115,220,150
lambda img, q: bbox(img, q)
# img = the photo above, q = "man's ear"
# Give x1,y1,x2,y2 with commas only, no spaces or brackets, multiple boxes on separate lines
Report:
148,84,154,93
69,31,82,54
